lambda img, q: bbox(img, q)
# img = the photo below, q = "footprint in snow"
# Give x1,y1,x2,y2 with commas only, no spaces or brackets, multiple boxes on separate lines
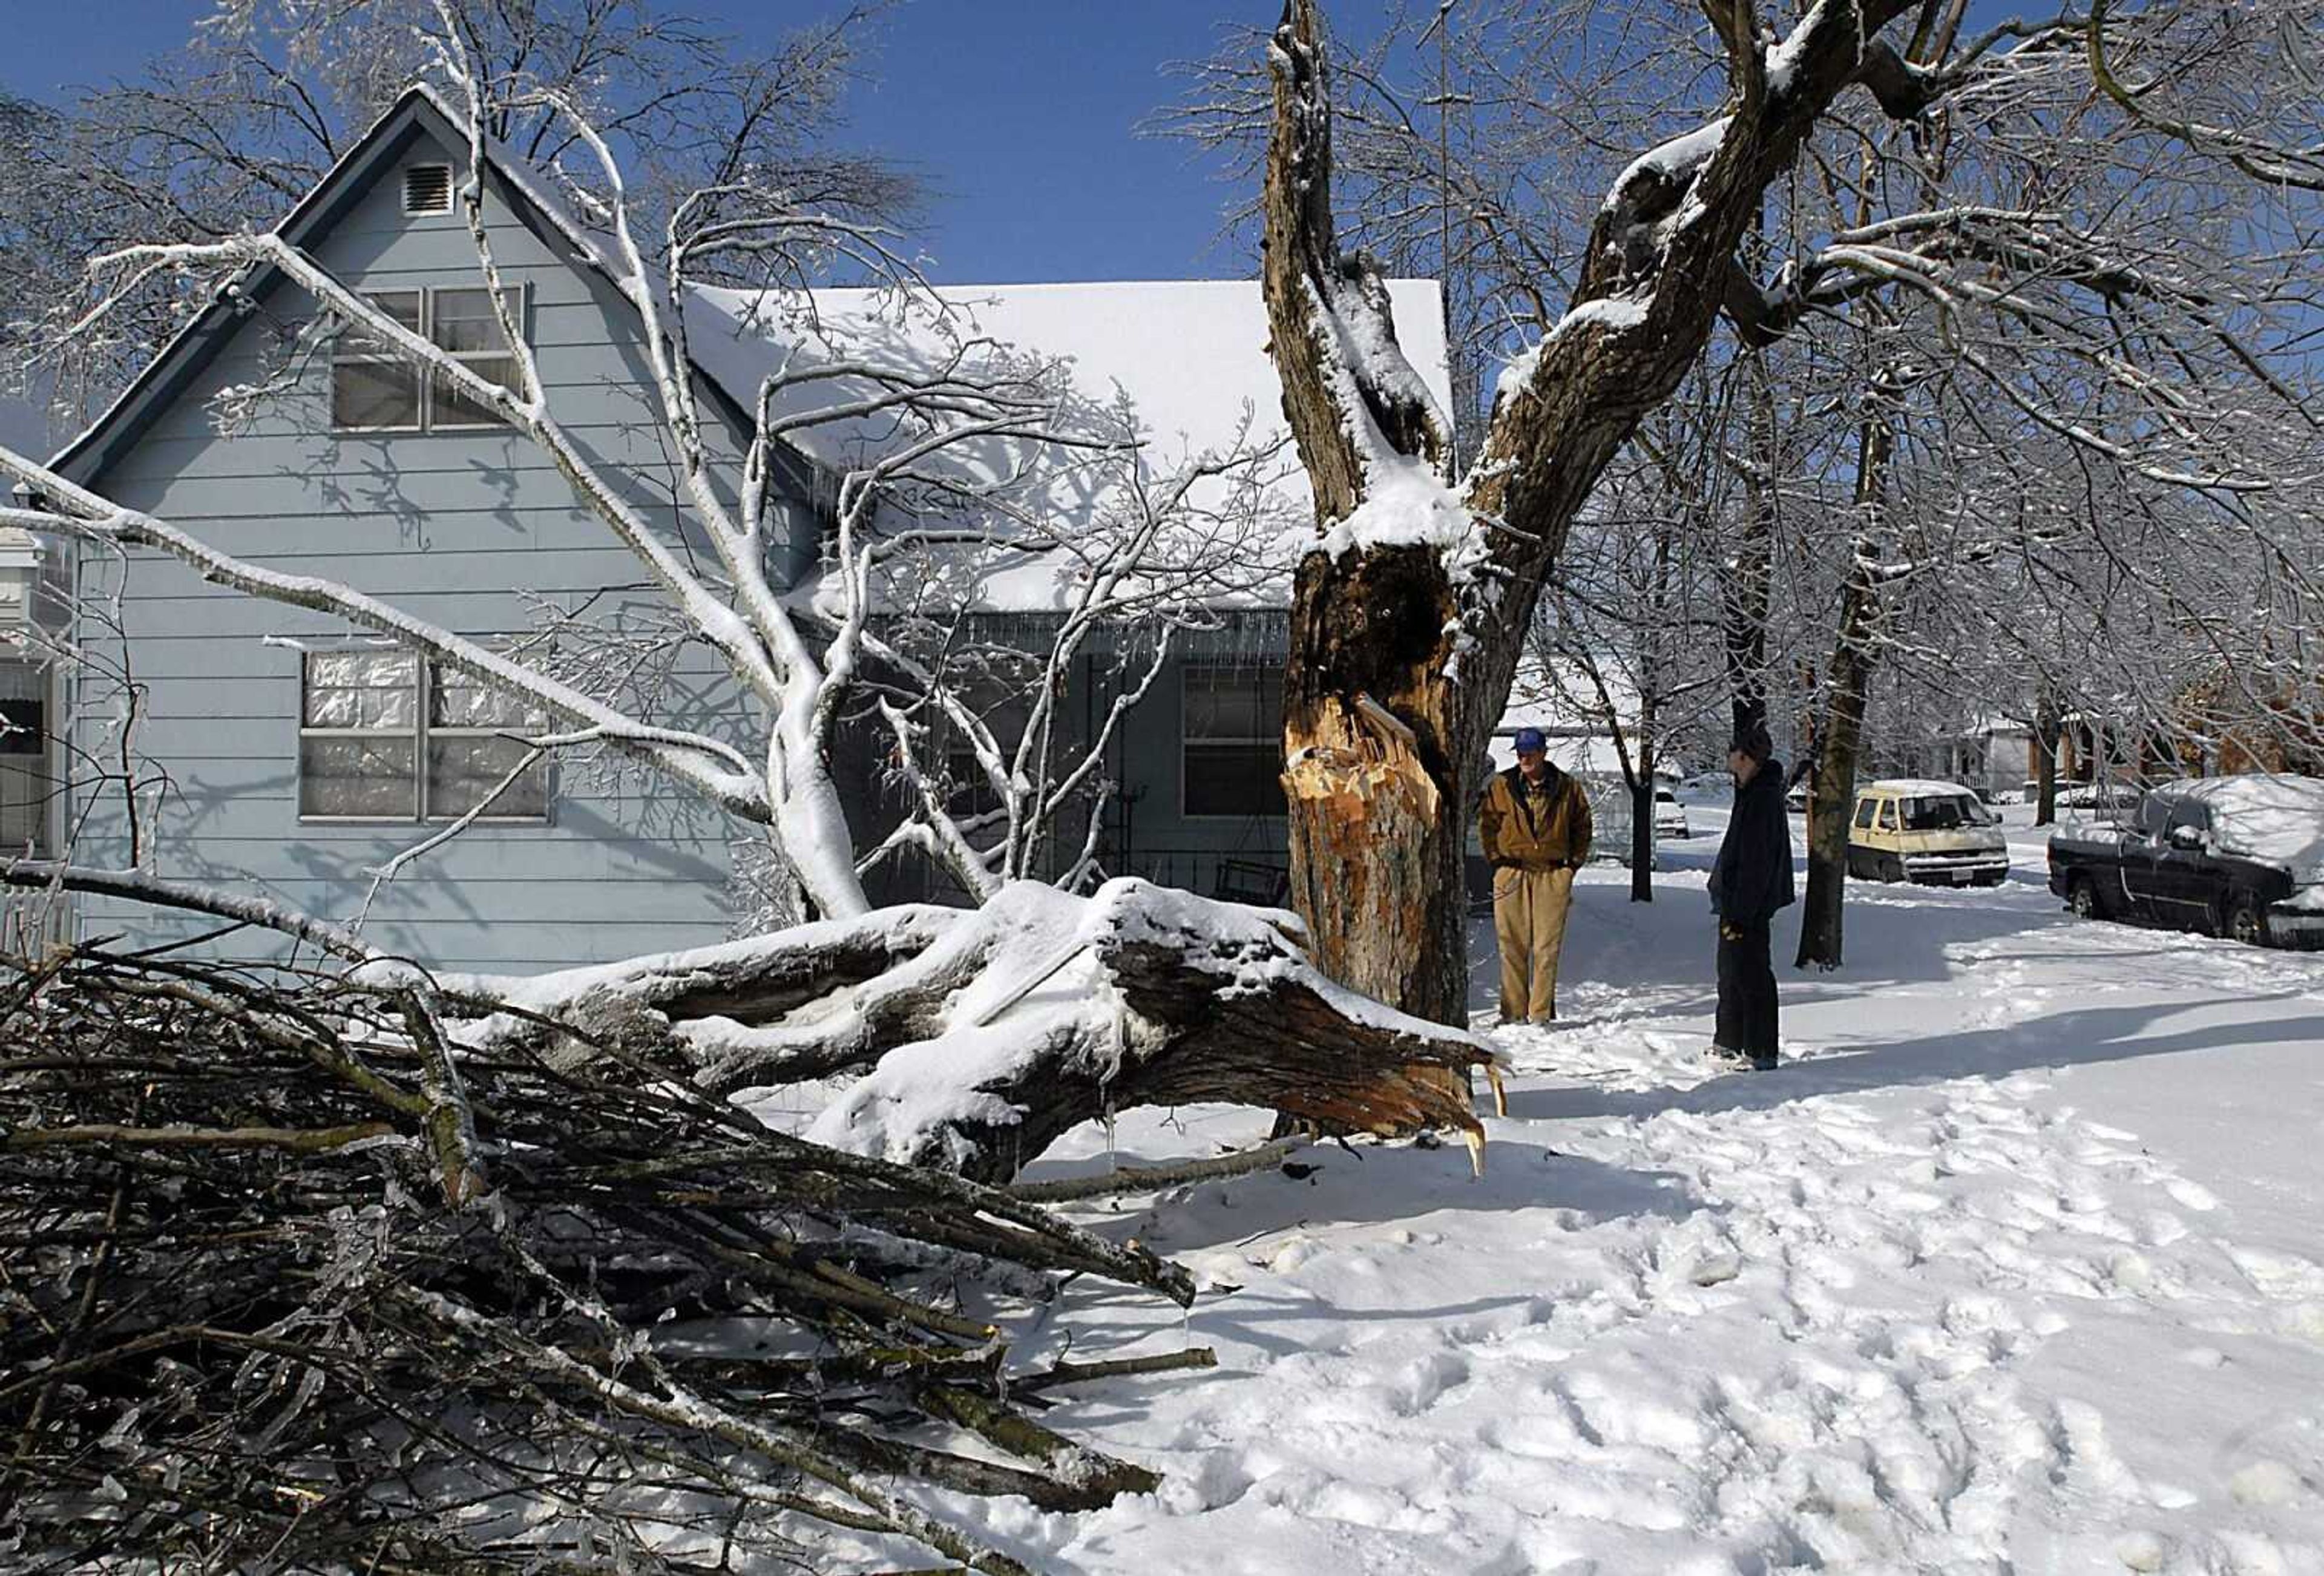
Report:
1389,1351,1472,1416
2228,1459,2303,1506
2164,1177,2221,1213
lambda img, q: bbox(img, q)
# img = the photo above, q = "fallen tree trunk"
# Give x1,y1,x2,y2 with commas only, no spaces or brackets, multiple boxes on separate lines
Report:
7,864,1495,1189
0,871,1495,1571
435,879,1494,1184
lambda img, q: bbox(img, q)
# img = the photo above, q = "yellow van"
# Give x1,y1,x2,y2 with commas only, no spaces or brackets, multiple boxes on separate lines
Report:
1846,778,2010,887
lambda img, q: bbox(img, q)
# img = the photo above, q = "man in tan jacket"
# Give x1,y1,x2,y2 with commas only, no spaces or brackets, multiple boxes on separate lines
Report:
1479,727,1593,1024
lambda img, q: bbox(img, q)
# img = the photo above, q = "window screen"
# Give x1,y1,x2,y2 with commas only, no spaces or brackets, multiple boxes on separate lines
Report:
428,287,522,427
330,290,423,430
331,287,520,432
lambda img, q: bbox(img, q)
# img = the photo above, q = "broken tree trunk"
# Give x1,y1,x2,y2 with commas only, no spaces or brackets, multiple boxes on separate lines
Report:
5,867,1489,1187
1259,0,1940,1072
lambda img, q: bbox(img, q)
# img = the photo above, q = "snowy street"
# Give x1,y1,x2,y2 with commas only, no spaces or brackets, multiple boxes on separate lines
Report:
968,816,2324,1574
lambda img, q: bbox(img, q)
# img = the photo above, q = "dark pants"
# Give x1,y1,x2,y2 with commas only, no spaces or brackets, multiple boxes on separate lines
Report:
1715,921,1779,1061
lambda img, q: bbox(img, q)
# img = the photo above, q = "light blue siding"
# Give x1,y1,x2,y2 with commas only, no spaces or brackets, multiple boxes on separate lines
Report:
67,120,801,973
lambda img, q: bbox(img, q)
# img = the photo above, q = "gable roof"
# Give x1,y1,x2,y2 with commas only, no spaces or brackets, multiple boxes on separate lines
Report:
44,84,1457,623
43,84,806,505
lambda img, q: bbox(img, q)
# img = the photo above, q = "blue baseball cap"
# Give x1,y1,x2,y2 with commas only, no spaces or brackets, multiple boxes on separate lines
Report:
1513,727,1547,754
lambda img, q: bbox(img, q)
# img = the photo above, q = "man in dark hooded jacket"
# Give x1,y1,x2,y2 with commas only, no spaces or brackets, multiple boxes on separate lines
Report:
1709,721,1794,1069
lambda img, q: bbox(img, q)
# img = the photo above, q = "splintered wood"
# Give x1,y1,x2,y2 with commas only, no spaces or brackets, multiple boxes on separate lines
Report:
1282,689,1442,830
1282,692,1482,1140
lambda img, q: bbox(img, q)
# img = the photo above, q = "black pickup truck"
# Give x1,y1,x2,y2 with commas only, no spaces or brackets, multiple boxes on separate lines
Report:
2047,775,2324,949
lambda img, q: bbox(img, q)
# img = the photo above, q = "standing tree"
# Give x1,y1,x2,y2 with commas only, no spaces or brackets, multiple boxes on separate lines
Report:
1260,0,2322,992
1259,0,2050,1024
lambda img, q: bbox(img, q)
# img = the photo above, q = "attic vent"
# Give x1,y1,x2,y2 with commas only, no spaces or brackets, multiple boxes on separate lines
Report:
402,163,454,215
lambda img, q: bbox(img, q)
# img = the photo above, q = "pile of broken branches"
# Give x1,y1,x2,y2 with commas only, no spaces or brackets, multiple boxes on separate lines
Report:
0,944,1207,1575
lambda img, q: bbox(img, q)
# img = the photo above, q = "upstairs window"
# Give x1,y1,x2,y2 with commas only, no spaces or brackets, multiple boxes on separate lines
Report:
330,289,424,431
1182,662,1285,819
300,649,550,822
331,286,523,432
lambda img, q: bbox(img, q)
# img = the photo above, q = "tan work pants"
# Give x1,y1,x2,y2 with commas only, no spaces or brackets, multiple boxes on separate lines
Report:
1493,864,1575,1023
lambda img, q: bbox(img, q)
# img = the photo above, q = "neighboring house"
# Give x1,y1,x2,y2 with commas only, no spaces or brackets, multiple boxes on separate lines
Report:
2168,669,2324,778
27,87,1451,969
714,278,1447,910
1942,714,2037,800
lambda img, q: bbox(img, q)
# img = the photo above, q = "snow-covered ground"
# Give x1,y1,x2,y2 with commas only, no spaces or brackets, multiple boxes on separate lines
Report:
850,812,2324,1574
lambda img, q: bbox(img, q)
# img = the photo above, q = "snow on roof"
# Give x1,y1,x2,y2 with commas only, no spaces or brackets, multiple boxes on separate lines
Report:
2158,774,2324,881
1862,778,1981,799
1494,652,1643,737
684,279,1452,615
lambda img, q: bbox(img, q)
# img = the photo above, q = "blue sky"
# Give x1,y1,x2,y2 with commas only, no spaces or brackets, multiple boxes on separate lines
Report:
8,1,2035,284
7,2,1265,284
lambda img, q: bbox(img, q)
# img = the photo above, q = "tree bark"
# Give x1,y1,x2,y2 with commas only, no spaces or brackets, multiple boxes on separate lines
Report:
1260,0,1931,1057
464,884,1491,1183
1727,352,1779,739
868,931,1491,1181
1629,776,1655,901
1794,559,1878,969
1795,391,1897,971
2034,687,2061,827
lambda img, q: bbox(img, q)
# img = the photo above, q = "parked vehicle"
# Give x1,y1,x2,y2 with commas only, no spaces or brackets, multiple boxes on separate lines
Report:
1653,787,1690,839
1847,778,2011,887
2055,781,2144,819
2046,774,2324,949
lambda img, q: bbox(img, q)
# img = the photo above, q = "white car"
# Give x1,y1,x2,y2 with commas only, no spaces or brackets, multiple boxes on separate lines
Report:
1653,787,1690,839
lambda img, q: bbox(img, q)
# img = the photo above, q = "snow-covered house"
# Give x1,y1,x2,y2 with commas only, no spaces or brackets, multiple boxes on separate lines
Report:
1941,714,2037,800
28,87,1450,969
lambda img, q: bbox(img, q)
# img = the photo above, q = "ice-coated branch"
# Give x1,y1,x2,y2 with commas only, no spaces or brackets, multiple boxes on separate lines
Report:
0,858,377,963
0,482,772,819
2087,0,2324,192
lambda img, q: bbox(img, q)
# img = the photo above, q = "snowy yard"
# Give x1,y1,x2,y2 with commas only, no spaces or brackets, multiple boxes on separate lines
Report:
894,813,2324,1574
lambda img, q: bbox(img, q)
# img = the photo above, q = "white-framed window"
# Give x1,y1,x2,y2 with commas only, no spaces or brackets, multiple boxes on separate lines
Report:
330,286,523,433
1181,661,1285,819
0,658,56,856
298,648,551,822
